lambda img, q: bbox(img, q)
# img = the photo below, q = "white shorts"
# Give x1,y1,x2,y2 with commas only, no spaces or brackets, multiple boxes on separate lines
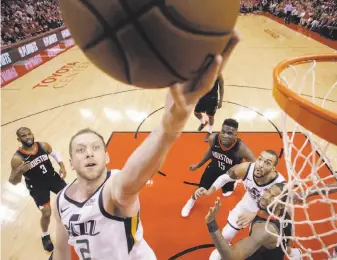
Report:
226,192,259,230
129,239,157,260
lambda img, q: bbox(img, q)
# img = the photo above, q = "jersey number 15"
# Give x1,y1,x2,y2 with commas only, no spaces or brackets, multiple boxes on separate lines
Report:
218,161,226,171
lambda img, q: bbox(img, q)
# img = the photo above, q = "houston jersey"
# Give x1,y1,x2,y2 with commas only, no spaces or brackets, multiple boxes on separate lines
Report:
242,163,286,202
205,78,219,97
57,170,155,260
15,142,56,189
246,212,292,260
209,134,243,173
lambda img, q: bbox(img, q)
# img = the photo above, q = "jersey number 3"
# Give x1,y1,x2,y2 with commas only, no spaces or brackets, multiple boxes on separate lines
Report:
77,239,91,260
40,164,47,174
218,161,226,171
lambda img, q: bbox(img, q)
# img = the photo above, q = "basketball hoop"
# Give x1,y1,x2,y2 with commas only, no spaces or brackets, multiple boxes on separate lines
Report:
267,54,337,259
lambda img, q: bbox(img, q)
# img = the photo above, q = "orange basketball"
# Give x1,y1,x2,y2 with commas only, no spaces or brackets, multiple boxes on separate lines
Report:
60,0,240,88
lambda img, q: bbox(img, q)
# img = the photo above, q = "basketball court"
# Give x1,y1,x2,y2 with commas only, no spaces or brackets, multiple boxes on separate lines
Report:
1,15,337,260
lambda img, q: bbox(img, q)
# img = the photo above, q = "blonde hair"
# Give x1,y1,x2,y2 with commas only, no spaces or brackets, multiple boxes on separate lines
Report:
69,128,106,156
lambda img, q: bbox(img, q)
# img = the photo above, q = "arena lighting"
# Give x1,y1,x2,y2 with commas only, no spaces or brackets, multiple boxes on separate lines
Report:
103,108,123,121
79,108,95,120
125,109,148,123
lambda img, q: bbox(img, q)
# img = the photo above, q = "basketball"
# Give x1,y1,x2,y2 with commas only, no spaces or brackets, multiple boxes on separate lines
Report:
59,0,240,89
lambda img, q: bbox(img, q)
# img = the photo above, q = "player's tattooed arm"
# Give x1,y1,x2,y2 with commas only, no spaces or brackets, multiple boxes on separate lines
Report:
227,164,240,179
228,162,250,179
9,155,29,185
204,162,249,196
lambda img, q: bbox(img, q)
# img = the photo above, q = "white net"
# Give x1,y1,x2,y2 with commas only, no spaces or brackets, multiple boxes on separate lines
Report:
266,57,337,259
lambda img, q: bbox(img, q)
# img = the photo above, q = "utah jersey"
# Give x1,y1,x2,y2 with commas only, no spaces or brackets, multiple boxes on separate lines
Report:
15,142,56,189
209,134,243,173
227,163,286,230
246,212,292,260
243,162,286,202
57,170,155,260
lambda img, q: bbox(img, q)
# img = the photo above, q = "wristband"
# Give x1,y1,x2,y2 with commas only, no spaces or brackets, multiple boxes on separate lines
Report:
207,220,219,233
50,148,63,163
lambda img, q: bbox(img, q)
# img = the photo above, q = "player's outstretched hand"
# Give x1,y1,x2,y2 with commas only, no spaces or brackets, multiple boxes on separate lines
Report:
195,187,207,199
237,211,257,227
205,197,221,223
293,191,305,204
161,33,240,136
189,164,199,171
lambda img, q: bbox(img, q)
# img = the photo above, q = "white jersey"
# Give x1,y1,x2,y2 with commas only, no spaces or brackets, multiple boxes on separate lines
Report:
242,162,286,202
57,170,156,260
226,162,286,230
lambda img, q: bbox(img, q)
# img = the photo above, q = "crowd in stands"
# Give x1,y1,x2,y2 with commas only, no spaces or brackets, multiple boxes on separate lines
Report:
1,0,336,46
1,0,63,46
241,0,337,40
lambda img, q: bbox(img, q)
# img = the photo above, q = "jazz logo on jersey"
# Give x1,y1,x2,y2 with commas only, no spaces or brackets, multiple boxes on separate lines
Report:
65,214,100,237
247,187,261,200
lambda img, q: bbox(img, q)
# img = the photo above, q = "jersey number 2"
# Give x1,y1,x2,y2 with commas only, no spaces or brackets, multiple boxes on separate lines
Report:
218,161,226,171
40,165,47,174
76,239,91,260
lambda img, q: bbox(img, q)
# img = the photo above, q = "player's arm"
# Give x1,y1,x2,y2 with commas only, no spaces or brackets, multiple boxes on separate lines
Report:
206,198,275,260
308,183,337,197
9,155,29,185
40,142,67,179
110,39,241,207
190,133,216,170
52,199,71,260
293,183,337,204
206,201,276,260
217,74,224,109
238,142,256,162
211,222,275,260
205,162,250,196
112,102,211,206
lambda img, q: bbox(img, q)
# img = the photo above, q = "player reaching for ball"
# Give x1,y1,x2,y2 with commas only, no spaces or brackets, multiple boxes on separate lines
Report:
205,183,293,260
52,34,240,260
60,0,241,88
195,150,285,257
195,150,302,259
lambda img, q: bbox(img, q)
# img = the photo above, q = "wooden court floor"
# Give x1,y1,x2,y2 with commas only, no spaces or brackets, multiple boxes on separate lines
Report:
1,15,337,260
